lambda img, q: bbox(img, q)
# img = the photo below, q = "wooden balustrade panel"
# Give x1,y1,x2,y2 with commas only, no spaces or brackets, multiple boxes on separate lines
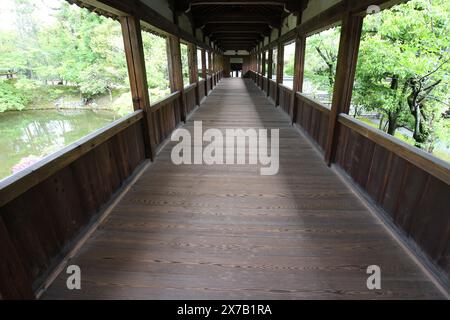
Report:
262,77,268,95
184,86,197,116
153,100,180,147
278,86,292,115
269,80,277,104
198,80,206,102
334,121,450,279
206,77,211,93
0,119,146,293
295,95,330,153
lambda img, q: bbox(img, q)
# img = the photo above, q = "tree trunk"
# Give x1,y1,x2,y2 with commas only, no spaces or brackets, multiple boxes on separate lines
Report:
387,112,397,135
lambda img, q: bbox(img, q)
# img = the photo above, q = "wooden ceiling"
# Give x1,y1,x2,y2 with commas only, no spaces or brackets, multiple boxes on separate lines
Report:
173,0,309,52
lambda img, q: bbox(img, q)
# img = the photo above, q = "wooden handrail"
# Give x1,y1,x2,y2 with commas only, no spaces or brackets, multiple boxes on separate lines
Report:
296,92,331,114
0,110,144,207
184,83,197,93
150,91,181,112
278,83,293,91
338,113,450,185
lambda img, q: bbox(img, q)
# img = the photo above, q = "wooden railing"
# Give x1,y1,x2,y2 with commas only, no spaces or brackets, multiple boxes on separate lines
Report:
278,84,292,115
198,79,206,102
206,76,212,93
336,114,450,278
262,77,269,95
150,91,182,149
0,110,147,299
184,83,197,116
295,93,331,152
269,79,277,103
248,70,450,282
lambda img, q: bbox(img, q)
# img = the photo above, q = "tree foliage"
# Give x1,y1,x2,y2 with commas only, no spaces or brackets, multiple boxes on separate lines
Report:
304,0,449,156
0,0,172,113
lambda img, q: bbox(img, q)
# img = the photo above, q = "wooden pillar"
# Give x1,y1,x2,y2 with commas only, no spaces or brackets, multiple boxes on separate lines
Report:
208,51,213,88
201,49,207,93
289,35,306,123
261,51,266,77
120,15,156,160
324,12,363,165
167,36,187,123
275,42,284,107
267,48,273,97
267,49,273,80
188,43,200,106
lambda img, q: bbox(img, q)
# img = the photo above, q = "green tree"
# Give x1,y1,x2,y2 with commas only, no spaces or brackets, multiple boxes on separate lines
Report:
353,0,449,151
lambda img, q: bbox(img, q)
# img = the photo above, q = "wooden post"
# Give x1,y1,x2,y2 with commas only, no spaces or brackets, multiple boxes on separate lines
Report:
267,48,273,97
324,12,363,165
267,49,273,80
120,15,156,160
261,51,266,77
208,51,213,89
275,42,284,107
188,43,200,107
167,36,187,123
0,217,35,299
201,49,207,93
289,35,306,123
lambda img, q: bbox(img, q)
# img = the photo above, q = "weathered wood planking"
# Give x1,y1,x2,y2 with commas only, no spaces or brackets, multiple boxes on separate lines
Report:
295,92,331,153
278,84,293,115
184,83,197,116
262,77,269,96
198,79,206,102
206,76,212,94
0,118,147,298
151,96,181,149
42,78,443,299
335,117,450,281
269,79,277,104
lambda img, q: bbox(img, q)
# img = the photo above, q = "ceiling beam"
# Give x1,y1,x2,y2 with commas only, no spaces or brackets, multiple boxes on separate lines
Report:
194,14,280,28
190,0,287,5
204,24,271,34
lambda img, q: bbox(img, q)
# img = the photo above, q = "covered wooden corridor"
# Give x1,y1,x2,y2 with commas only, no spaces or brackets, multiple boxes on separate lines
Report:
1,0,449,301
41,79,443,299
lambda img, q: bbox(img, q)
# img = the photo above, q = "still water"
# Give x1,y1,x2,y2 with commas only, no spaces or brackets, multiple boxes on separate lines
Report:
0,109,120,181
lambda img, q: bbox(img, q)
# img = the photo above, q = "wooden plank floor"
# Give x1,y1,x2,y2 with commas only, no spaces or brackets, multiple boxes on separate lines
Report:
42,78,443,299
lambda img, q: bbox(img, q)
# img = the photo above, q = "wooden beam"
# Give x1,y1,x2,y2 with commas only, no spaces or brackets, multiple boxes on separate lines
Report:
289,35,305,123
167,36,187,123
195,13,280,27
261,50,266,77
201,48,207,91
188,43,200,106
190,0,287,5
120,15,156,160
267,48,273,80
324,12,363,165
275,41,284,106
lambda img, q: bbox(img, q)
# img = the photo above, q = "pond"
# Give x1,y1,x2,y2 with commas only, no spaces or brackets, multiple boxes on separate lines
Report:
0,109,121,181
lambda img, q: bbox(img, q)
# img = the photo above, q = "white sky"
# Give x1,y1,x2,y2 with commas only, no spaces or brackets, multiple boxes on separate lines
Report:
0,0,62,31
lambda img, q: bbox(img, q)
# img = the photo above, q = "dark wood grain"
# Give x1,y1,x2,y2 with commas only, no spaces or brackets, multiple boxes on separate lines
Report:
42,78,443,300
1,120,146,298
335,120,450,285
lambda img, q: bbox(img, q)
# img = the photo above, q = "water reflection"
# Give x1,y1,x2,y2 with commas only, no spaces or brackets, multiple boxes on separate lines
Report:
0,109,118,180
